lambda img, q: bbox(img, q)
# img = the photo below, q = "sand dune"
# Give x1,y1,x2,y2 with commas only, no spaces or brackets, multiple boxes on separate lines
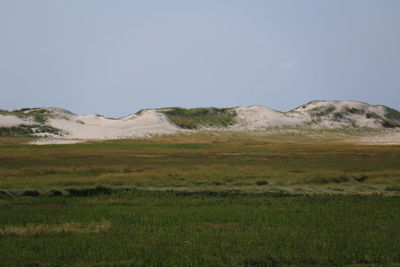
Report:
1,100,399,144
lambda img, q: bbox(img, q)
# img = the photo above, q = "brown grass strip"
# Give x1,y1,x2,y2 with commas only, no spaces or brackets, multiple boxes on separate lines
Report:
0,221,111,236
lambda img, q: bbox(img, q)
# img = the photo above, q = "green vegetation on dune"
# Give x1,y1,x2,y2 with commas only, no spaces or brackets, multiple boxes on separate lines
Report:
15,108,54,123
0,109,14,116
343,106,364,115
382,107,400,128
0,108,55,124
0,124,61,137
381,118,400,128
0,108,64,137
365,112,380,119
309,105,336,117
160,107,236,129
385,107,400,121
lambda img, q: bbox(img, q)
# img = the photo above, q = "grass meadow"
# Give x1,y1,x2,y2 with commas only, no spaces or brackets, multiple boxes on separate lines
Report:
1,133,400,265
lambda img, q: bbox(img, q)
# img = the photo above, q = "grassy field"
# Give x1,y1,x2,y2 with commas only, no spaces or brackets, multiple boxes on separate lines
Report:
1,134,400,265
1,191,400,266
1,133,399,195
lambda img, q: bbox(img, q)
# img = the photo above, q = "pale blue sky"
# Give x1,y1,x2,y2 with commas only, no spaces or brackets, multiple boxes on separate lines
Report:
1,0,399,117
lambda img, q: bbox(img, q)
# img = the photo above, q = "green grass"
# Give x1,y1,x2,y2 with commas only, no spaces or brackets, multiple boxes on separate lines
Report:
1,134,400,265
160,107,236,129
0,191,399,266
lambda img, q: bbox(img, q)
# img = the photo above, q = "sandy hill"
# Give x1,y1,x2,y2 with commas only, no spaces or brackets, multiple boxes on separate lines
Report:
235,100,400,129
1,100,400,143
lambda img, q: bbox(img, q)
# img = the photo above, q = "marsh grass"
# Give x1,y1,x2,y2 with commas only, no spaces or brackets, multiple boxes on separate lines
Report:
0,191,399,265
1,134,400,265
0,133,399,195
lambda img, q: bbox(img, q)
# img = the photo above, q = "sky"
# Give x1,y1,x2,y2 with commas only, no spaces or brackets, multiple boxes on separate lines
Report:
0,0,399,117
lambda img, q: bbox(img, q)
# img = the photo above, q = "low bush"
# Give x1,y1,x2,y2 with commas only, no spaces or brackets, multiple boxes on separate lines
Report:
21,190,41,197
385,107,400,121
354,175,369,182
381,119,400,128
344,107,364,115
310,105,336,117
48,190,64,196
256,180,269,186
310,175,350,184
332,112,344,121
385,185,400,192
66,186,113,197
365,112,380,119
0,189,12,196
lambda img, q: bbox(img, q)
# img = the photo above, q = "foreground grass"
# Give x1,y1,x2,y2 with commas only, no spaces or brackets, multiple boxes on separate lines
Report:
1,191,400,266
1,134,400,265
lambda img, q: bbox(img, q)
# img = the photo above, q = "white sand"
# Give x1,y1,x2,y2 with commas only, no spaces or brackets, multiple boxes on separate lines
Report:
0,115,34,127
31,139,87,145
233,106,305,129
0,109,181,144
45,110,180,140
